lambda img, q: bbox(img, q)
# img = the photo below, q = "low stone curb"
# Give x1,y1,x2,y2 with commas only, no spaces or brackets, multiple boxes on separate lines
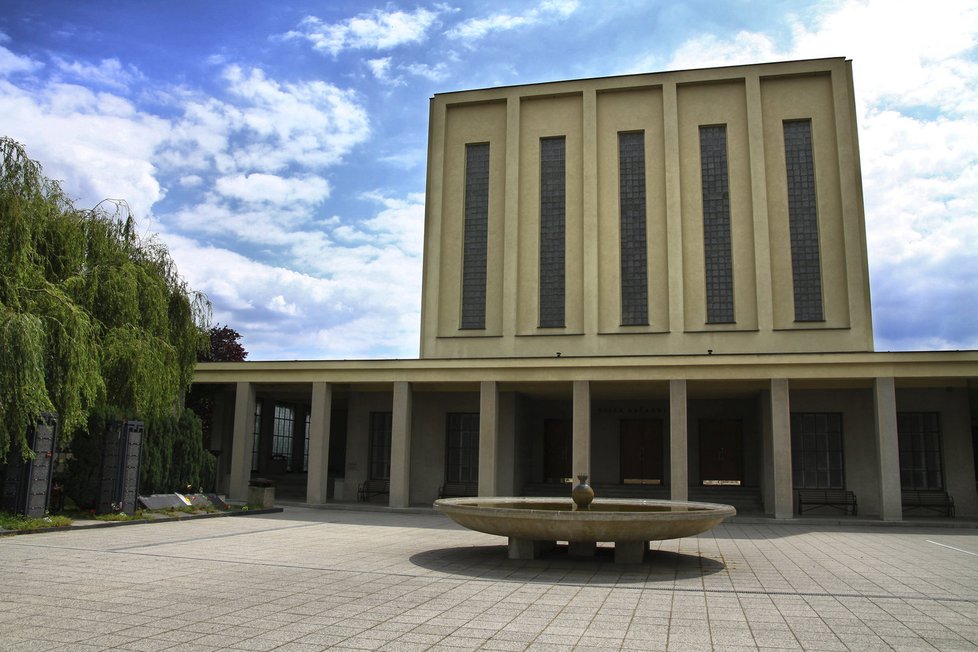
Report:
0,506,284,537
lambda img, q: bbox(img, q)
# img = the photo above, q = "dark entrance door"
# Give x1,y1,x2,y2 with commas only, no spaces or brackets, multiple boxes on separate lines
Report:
620,419,663,485
699,419,743,485
543,419,572,483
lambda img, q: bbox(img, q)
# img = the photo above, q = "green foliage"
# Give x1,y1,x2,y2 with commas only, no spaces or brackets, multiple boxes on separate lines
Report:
65,408,216,508
61,406,116,511
0,137,210,462
0,512,72,531
140,409,216,495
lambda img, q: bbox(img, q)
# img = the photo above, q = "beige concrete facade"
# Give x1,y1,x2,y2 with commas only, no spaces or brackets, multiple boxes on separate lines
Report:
420,58,872,359
194,58,977,522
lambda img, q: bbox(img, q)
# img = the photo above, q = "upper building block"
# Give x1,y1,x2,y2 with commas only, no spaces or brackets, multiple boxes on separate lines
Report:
420,58,873,359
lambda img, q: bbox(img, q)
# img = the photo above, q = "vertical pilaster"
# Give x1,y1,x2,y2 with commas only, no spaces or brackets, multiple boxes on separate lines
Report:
874,377,902,521
305,382,332,505
663,81,684,331
229,381,255,502
502,96,521,338
770,379,793,519
479,380,500,497
745,72,774,333
582,88,599,337
669,379,688,501
573,381,591,479
389,382,413,508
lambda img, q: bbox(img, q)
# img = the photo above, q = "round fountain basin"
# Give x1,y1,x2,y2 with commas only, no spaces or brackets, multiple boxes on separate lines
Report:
434,497,736,543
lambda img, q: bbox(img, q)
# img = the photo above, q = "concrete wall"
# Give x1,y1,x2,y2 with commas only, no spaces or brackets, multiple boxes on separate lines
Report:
344,391,392,497
421,58,873,359
408,391,480,504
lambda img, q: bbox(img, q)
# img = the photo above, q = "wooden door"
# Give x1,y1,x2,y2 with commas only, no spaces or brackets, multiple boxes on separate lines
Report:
620,419,663,485
699,419,743,485
543,419,572,483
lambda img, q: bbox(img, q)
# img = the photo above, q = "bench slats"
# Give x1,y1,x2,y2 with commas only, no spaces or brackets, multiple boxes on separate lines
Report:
439,482,478,498
797,489,857,516
902,490,955,517
357,479,390,502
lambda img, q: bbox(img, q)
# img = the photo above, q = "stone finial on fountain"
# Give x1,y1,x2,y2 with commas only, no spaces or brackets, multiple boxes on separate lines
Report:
571,474,594,510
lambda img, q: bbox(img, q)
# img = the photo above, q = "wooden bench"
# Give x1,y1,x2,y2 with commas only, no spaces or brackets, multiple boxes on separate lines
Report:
797,489,857,516
439,482,478,498
357,478,390,502
902,490,955,517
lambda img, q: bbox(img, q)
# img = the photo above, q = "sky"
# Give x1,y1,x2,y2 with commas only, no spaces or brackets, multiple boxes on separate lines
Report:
1,0,976,360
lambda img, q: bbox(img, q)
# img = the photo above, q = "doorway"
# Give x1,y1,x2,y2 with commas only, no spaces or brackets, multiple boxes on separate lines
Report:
543,419,572,483
620,419,664,485
699,418,743,485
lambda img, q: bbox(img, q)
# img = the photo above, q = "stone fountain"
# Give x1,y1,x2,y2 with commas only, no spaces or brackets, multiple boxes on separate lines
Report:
434,476,735,563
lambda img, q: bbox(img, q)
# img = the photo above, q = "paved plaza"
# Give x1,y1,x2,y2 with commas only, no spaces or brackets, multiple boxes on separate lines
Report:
1,507,977,651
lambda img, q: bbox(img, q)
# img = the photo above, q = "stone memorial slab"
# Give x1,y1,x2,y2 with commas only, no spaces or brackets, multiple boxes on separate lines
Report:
203,493,229,510
138,493,191,510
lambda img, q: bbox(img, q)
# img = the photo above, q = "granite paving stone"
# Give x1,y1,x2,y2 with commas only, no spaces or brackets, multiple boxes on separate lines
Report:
1,507,976,650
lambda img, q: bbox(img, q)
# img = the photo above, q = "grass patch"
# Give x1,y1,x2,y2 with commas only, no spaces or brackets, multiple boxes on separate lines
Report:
0,512,73,531
93,510,145,521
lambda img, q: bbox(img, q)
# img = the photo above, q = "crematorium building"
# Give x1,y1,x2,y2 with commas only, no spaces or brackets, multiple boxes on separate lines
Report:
194,57,978,521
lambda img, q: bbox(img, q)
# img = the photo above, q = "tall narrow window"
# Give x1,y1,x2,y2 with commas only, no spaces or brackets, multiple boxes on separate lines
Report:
446,413,480,483
784,119,824,321
699,125,735,324
251,399,262,472
619,131,648,325
791,413,845,489
898,412,943,490
272,404,294,471
539,136,566,328
461,143,489,329
368,412,392,480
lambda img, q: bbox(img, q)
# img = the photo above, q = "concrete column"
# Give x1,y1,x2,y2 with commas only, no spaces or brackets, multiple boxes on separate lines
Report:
305,382,332,505
229,381,255,502
572,381,591,479
874,377,902,521
769,379,793,519
389,382,413,508
479,381,499,497
669,379,688,501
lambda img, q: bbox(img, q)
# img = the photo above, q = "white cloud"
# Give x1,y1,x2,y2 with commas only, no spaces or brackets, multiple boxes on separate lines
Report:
157,66,370,177
268,295,299,316
160,202,424,360
404,62,449,82
285,8,439,56
215,173,331,205
178,174,203,188
53,57,141,91
219,65,370,172
0,41,42,76
367,57,400,85
0,78,168,218
447,0,580,40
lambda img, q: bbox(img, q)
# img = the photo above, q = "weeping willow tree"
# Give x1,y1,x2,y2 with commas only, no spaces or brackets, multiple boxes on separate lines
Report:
0,137,210,463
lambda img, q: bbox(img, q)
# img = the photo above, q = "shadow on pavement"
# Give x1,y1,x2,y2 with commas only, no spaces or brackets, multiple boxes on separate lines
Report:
408,544,727,584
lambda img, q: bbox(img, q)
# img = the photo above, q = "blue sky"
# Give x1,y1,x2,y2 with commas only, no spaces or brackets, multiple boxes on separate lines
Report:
1,1,976,360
